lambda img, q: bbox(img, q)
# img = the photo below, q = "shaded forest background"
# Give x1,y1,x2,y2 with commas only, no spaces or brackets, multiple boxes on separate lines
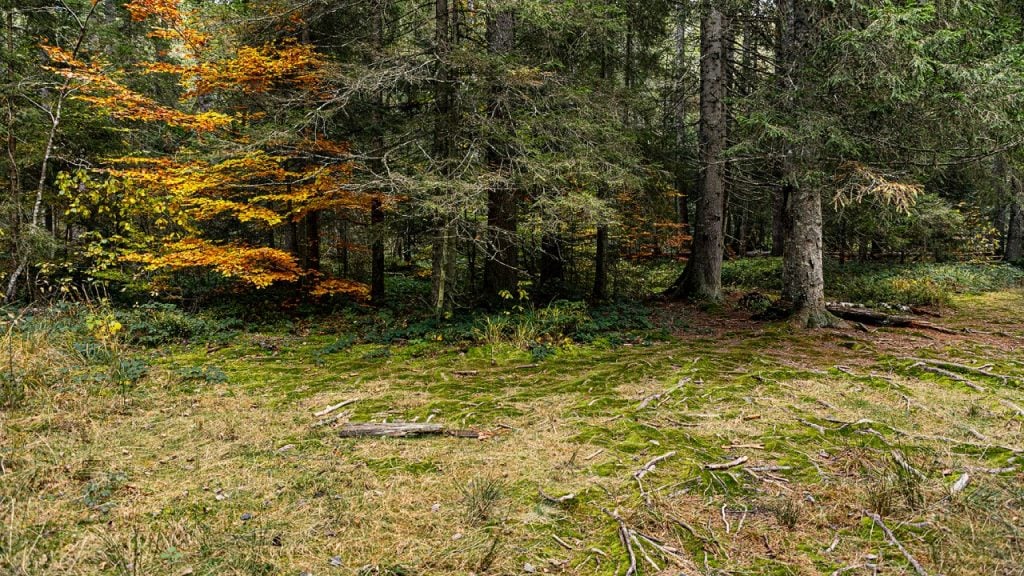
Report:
3,0,1024,322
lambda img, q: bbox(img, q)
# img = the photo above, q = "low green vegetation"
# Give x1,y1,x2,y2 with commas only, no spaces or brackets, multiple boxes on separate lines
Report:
2,264,1022,575
722,258,1024,307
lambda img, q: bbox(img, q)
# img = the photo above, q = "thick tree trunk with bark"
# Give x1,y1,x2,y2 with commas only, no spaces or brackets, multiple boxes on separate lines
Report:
482,10,519,305
665,8,727,301
777,0,838,327
780,183,833,326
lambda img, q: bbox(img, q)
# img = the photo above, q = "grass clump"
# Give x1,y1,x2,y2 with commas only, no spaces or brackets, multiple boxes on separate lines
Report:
459,476,507,523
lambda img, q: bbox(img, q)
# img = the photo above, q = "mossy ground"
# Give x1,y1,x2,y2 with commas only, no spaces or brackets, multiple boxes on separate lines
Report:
2,292,1023,575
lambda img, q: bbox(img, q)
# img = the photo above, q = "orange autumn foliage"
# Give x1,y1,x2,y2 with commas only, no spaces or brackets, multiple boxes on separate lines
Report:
49,0,371,297
310,278,371,299
124,239,303,288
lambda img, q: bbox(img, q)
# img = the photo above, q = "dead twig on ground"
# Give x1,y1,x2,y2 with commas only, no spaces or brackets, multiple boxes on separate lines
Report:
313,398,358,418
866,512,930,576
704,456,748,471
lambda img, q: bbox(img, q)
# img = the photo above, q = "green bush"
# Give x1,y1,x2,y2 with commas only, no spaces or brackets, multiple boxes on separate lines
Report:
116,303,240,346
721,257,784,291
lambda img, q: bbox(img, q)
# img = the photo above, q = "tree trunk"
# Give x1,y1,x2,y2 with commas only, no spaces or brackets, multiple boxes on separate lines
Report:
1006,201,1023,264
370,0,388,303
430,0,455,317
537,233,565,303
304,211,320,272
771,191,785,256
593,222,608,301
482,9,518,305
672,2,690,228
778,0,837,327
665,8,727,301
371,199,385,299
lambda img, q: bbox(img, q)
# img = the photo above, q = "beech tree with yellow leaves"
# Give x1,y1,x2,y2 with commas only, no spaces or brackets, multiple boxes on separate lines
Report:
45,0,372,299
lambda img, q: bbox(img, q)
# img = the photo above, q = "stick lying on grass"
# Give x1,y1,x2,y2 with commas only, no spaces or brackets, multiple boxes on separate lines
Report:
313,397,358,418
704,456,748,471
865,511,929,576
337,422,481,438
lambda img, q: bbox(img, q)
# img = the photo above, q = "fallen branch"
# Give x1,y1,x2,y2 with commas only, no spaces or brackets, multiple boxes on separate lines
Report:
313,410,352,428
704,455,748,471
539,489,576,504
313,397,358,418
907,357,1020,384
634,451,676,479
1002,399,1024,418
826,305,957,334
865,512,929,576
451,370,479,376
337,422,480,438
950,473,970,495
636,378,690,410
909,361,986,392
602,509,638,576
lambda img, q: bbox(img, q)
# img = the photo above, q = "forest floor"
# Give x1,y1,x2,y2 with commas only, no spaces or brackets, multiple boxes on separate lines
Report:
3,291,1024,575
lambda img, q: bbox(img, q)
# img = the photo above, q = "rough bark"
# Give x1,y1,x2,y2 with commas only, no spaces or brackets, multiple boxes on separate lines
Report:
665,8,727,301
777,0,838,327
482,10,519,305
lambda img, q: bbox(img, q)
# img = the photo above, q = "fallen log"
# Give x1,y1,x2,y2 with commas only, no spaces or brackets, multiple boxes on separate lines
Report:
908,361,986,392
825,305,957,334
337,422,480,438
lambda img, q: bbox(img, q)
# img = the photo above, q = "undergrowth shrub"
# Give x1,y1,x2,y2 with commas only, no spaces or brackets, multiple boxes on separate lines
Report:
721,258,1024,306
116,302,240,346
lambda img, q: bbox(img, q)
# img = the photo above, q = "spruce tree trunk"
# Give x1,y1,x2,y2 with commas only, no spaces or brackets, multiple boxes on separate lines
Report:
371,199,385,300
778,0,837,327
430,0,455,316
593,223,608,301
370,0,388,303
482,10,519,304
780,183,832,326
666,8,726,301
672,1,690,228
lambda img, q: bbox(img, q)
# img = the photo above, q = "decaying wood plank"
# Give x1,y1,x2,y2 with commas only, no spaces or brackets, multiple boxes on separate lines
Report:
337,422,479,438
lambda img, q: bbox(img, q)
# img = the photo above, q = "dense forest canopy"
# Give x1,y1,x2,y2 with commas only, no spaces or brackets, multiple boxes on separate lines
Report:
3,0,1024,322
